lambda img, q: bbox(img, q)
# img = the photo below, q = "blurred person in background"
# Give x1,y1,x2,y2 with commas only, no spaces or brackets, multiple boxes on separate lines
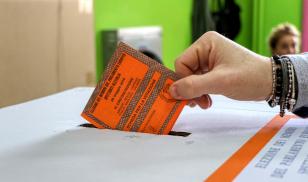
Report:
268,23,301,56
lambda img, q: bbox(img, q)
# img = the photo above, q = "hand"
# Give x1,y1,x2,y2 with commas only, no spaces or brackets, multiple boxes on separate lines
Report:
169,31,273,109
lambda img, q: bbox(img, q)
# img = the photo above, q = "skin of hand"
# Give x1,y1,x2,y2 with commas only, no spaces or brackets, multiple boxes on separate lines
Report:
169,31,273,109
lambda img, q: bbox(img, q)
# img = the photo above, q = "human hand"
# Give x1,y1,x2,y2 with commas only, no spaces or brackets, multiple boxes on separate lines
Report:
169,31,273,109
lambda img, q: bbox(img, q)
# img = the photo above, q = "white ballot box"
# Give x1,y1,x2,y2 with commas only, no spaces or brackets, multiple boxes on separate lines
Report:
0,87,307,182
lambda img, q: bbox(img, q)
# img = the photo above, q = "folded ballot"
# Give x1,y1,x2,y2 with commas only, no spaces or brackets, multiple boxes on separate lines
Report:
81,42,187,134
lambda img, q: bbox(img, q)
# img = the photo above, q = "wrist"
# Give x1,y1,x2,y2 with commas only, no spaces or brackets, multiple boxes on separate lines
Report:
261,57,273,101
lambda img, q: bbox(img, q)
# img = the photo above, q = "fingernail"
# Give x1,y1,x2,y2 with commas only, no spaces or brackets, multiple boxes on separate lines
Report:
169,85,184,100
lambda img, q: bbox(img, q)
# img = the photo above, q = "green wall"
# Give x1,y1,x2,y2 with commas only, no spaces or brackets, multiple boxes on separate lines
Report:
252,0,302,56
234,0,253,50
94,0,192,80
94,0,302,80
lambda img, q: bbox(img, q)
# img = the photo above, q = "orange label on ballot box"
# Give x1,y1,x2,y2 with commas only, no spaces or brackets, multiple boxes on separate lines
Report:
81,42,187,135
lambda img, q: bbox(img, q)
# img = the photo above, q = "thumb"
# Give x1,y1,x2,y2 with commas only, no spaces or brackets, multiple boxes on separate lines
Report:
169,72,221,100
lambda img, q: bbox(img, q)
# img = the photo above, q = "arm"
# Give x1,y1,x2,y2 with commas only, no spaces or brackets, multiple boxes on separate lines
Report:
288,53,308,117
169,31,308,117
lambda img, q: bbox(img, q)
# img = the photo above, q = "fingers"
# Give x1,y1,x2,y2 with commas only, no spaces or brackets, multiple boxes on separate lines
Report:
187,95,212,109
169,72,221,100
194,95,212,109
174,36,211,78
187,100,197,107
169,32,222,107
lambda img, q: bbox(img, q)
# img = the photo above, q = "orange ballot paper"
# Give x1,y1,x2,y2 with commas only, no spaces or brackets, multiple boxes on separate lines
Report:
81,42,187,135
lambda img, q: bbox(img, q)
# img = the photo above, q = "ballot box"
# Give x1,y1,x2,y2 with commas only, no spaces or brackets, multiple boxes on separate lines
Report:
0,87,307,182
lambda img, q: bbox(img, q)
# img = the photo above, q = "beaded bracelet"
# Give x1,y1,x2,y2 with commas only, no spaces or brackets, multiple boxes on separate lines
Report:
267,55,298,117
